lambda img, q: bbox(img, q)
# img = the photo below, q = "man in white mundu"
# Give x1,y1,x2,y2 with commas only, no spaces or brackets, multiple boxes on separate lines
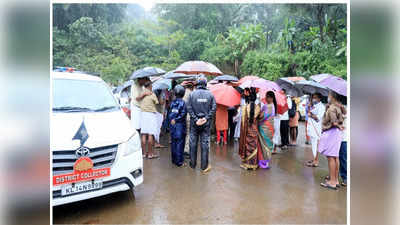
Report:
130,77,150,131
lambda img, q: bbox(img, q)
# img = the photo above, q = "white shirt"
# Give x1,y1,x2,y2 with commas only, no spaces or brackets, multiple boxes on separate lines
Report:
307,101,325,138
281,96,292,120
130,81,144,108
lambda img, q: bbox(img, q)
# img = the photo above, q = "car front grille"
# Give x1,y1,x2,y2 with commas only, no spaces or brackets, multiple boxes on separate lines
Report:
52,144,118,175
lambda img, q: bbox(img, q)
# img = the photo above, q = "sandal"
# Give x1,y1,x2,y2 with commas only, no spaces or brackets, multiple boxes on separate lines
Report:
148,154,160,159
305,162,318,167
320,182,337,190
178,162,187,168
201,165,212,174
155,144,167,149
324,176,340,188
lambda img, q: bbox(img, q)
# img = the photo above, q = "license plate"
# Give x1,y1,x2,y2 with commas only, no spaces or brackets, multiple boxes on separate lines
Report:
61,180,102,196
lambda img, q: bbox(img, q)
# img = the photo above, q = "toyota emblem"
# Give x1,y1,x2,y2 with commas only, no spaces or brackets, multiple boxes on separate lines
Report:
75,146,90,158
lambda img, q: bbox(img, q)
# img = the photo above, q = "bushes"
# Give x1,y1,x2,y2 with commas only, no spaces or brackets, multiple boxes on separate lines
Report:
53,5,347,85
241,48,346,80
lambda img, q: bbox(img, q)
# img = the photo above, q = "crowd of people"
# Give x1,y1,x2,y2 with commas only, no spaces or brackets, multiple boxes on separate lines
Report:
129,76,347,189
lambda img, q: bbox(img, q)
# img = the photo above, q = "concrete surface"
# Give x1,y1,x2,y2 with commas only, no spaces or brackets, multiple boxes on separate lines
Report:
53,122,346,224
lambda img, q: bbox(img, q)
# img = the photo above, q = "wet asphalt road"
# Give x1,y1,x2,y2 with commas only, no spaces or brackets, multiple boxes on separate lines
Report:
53,122,346,224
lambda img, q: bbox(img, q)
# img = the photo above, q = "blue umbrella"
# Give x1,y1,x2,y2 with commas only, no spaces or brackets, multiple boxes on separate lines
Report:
130,67,166,80
214,74,238,82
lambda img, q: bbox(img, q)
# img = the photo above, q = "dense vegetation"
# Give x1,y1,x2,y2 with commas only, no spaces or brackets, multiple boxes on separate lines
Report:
53,4,347,85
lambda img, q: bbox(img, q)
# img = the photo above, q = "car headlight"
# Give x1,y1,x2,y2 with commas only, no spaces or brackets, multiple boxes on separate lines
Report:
123,130,141,156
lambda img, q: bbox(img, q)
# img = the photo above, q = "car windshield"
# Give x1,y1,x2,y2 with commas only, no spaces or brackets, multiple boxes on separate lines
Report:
52,78,119,112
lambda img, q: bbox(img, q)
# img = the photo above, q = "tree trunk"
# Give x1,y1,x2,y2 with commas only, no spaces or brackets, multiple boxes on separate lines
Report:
317,5,325,42
234,59,239,76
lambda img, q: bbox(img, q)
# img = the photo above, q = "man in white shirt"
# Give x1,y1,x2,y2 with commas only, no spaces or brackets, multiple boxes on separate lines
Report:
130,77,150,131
280,89,292,149
305,93,325,167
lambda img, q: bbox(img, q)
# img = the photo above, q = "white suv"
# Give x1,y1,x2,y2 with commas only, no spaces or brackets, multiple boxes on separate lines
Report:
51,71,143,206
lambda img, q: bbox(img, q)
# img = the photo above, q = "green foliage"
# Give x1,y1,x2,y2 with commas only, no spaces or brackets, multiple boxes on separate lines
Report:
53,4,347,85
53,4,127,30
201,24,268,75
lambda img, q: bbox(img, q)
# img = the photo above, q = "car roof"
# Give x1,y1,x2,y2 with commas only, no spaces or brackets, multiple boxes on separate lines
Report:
52,71,103,82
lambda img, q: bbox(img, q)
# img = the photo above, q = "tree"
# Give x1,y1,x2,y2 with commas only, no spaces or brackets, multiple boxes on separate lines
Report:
53,4,127,30
53,3,347,84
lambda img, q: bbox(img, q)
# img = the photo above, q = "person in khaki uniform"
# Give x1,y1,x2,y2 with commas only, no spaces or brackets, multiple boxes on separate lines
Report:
140,81,159,159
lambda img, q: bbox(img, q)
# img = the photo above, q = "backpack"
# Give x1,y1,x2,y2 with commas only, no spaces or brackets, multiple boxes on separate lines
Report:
288,101,297,118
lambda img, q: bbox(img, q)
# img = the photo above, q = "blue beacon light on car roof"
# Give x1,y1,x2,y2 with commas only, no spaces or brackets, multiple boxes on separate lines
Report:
54,67,75,72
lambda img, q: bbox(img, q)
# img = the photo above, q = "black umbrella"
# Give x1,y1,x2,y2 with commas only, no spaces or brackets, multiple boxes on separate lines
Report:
119,80,134,93
122,80,133,89
130,67,166,80
163,71,197,80
214,74,238,82
276,78,303,97
234,86,244,95
294,80,329,96
113,85,123,94
152,78,172,91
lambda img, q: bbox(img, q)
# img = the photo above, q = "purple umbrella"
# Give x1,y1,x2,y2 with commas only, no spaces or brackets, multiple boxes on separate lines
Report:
240,78,281,91
319,76,347,96
310,74,333,83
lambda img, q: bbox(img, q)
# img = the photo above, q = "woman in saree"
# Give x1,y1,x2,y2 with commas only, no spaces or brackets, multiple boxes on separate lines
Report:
238,88,265,170
257,91,277,168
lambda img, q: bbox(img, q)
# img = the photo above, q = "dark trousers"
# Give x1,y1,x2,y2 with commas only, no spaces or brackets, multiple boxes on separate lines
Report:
339,141,347,181
228,109,236,140
171,136,185,166
280,120,290,146
189,123,210,170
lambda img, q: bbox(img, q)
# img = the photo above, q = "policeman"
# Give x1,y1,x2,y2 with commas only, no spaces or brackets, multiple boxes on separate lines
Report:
168,85,187,167
187,77,217,174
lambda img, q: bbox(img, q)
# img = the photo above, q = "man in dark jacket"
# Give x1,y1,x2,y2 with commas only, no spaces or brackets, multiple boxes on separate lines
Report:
187,77,216,173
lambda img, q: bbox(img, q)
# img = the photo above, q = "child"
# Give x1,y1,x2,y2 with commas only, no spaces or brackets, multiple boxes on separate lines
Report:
215,104,228,145
168,85,187,167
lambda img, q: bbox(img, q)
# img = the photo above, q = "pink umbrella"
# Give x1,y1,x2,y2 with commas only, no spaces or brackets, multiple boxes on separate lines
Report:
239,78,281,91
238,75,259,85
175,61,223,76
